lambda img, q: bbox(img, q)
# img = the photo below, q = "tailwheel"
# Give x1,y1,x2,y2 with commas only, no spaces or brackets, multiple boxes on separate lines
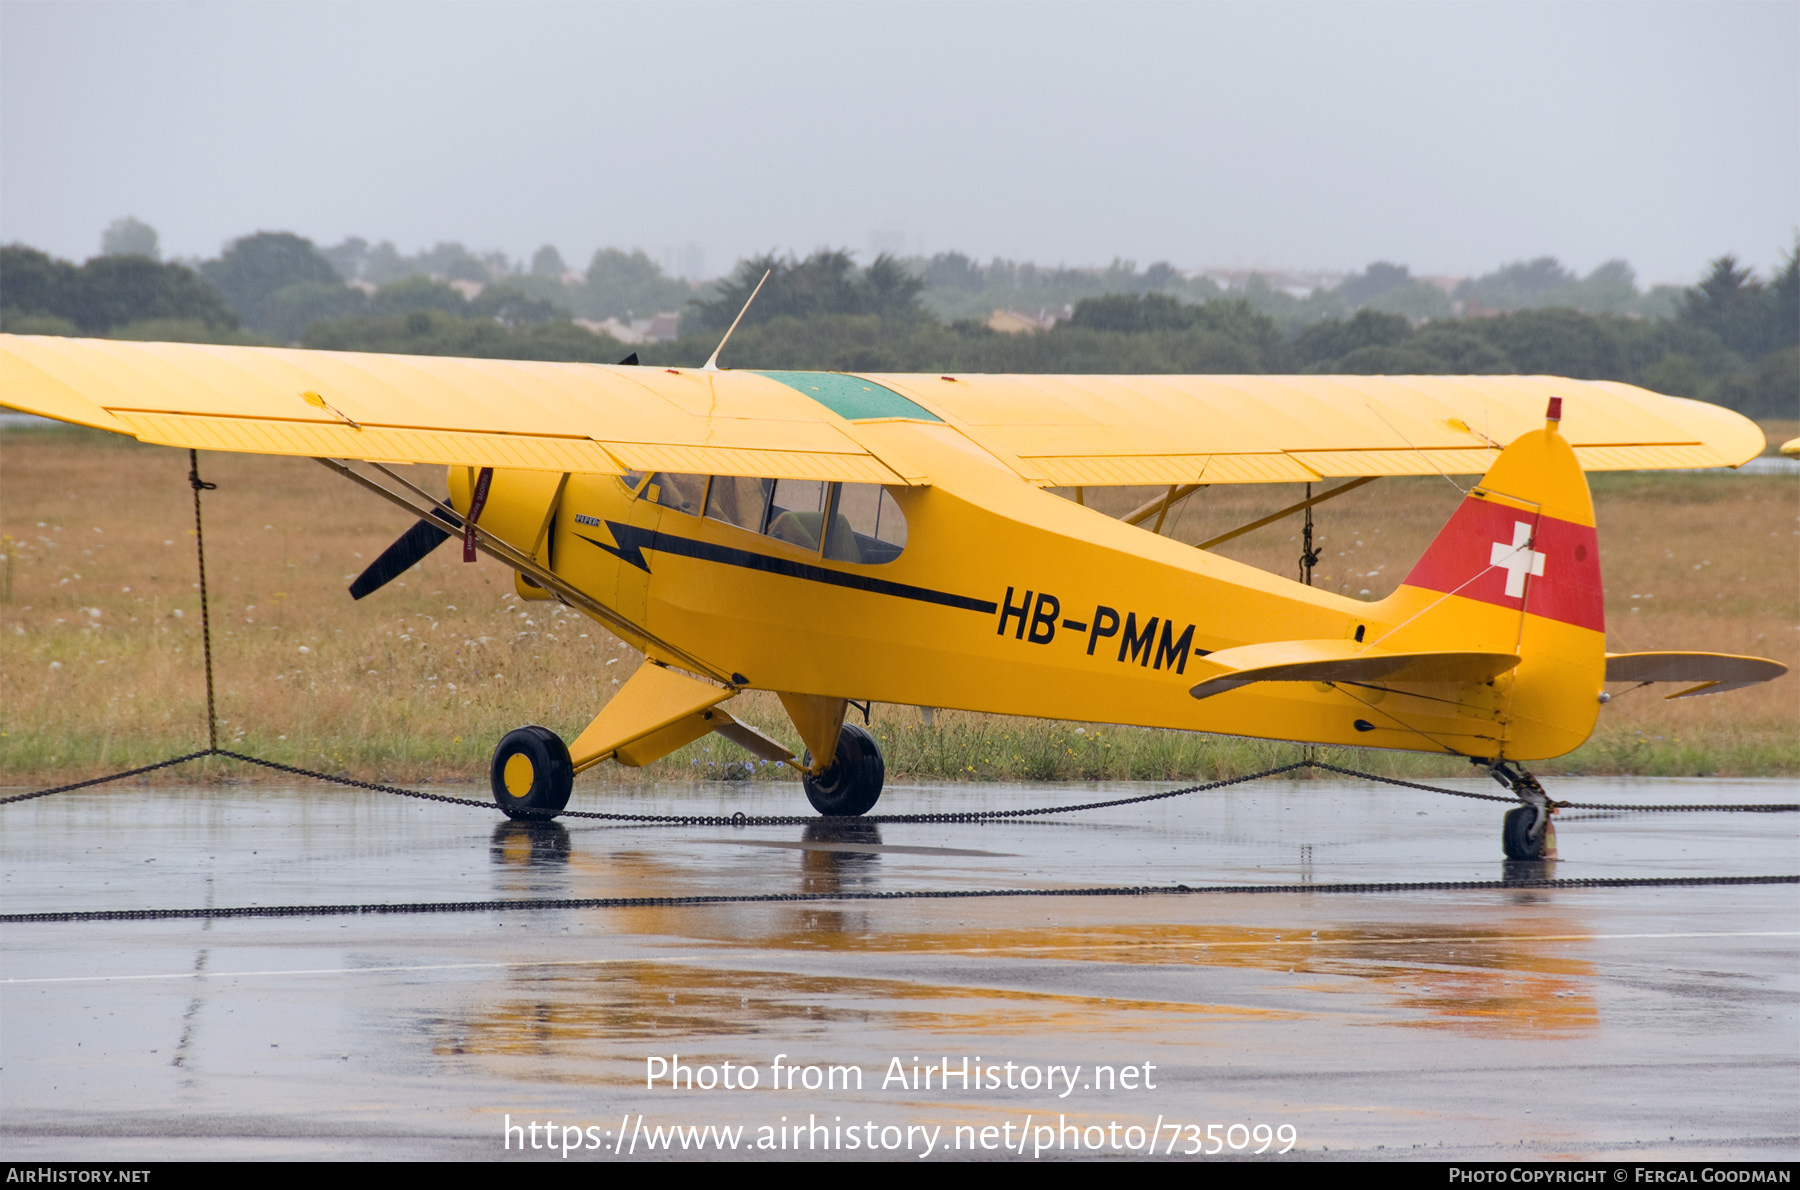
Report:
801,722,884,817
1489,760,1557,860
1501,805,1549,860
490,725,574,820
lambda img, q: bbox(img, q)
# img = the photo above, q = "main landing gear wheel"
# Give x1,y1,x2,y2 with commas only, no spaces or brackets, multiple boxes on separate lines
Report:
802,722,884,817
490,725,573,820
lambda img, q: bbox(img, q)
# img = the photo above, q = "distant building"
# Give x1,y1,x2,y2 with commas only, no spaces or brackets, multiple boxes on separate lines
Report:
575,312,682,344
1201,267,1346,297
447,279,484,300
987,307,1068,334
577,318,640,343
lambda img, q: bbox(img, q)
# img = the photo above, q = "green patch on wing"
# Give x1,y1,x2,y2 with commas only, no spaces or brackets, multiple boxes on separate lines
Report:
755,371,940,422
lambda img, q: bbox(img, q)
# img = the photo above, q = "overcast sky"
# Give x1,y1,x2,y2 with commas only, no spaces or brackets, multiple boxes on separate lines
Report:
2,1,1795,285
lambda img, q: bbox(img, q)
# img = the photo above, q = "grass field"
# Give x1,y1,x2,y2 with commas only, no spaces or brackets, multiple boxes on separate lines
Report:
2,421,1795,788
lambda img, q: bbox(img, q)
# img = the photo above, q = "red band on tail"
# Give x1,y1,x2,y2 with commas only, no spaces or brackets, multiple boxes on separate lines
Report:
1403,497,1602,632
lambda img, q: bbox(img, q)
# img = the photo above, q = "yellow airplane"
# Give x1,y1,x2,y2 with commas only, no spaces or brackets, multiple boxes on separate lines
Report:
2,333,1785,859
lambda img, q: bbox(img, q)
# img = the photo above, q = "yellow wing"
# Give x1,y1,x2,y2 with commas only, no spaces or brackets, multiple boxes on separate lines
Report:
0,336,905,482
868,371,1765,484
0,334,1764,484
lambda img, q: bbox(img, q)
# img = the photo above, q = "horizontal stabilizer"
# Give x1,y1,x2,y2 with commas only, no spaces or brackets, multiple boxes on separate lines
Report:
1605,651,1788,699
1189,639,1520,701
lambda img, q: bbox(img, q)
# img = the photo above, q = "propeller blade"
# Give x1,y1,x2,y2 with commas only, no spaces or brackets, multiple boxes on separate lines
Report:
348,508,461,600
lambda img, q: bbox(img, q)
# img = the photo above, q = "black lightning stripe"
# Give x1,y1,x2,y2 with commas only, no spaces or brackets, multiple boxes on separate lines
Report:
576,523,999,614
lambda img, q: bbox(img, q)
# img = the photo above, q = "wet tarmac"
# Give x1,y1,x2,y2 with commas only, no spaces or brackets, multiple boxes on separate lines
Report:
3,775,1796,1161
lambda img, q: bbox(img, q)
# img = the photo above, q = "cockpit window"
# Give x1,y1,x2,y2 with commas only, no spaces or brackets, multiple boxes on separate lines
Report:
704,475,773,531
643,473,707,514
765,479,830,550
825,483,907,563
699,477,908,565
619,469,648,494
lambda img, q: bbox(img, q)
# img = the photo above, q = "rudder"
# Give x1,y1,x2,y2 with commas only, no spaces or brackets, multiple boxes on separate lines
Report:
1382,400,1606,759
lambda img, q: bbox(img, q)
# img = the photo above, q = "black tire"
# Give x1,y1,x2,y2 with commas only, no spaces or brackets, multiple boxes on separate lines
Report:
801,722,884,816
1501,805,1546,860
490,725,574,820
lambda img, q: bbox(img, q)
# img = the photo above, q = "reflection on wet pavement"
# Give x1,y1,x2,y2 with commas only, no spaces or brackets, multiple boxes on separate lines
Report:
434,958,1296,1058
2,777,1795,1159
492,819,573,867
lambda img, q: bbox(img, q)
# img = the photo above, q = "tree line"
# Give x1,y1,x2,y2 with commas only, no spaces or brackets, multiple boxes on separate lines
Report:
2,228,1793,419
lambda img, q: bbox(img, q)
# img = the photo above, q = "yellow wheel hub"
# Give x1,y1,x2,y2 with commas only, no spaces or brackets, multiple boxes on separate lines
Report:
502,752,536,798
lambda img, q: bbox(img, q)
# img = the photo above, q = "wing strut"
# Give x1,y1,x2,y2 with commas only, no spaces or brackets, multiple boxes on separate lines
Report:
314,458,735,686
1122,483,1206,530
1195,476,1377,551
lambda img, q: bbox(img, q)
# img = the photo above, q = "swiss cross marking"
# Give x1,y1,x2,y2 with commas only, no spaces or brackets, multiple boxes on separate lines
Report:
1489,520,1545,598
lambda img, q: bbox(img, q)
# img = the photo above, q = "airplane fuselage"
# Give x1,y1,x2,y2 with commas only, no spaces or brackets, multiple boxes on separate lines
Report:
475,423,1603,762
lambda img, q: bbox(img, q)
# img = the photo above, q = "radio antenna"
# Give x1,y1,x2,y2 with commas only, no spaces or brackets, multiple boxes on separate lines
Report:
703,268,771,372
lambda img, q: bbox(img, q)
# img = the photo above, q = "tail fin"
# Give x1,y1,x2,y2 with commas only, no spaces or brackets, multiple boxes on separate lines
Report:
1399,403,1603,634
1380,401,1606,759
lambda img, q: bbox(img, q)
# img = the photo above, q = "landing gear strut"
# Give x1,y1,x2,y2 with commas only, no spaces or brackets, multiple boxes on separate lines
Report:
802,722,885,817
1488,760,1558,860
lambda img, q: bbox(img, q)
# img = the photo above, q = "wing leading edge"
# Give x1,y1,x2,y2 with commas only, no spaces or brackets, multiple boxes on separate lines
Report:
0,334,1764,485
